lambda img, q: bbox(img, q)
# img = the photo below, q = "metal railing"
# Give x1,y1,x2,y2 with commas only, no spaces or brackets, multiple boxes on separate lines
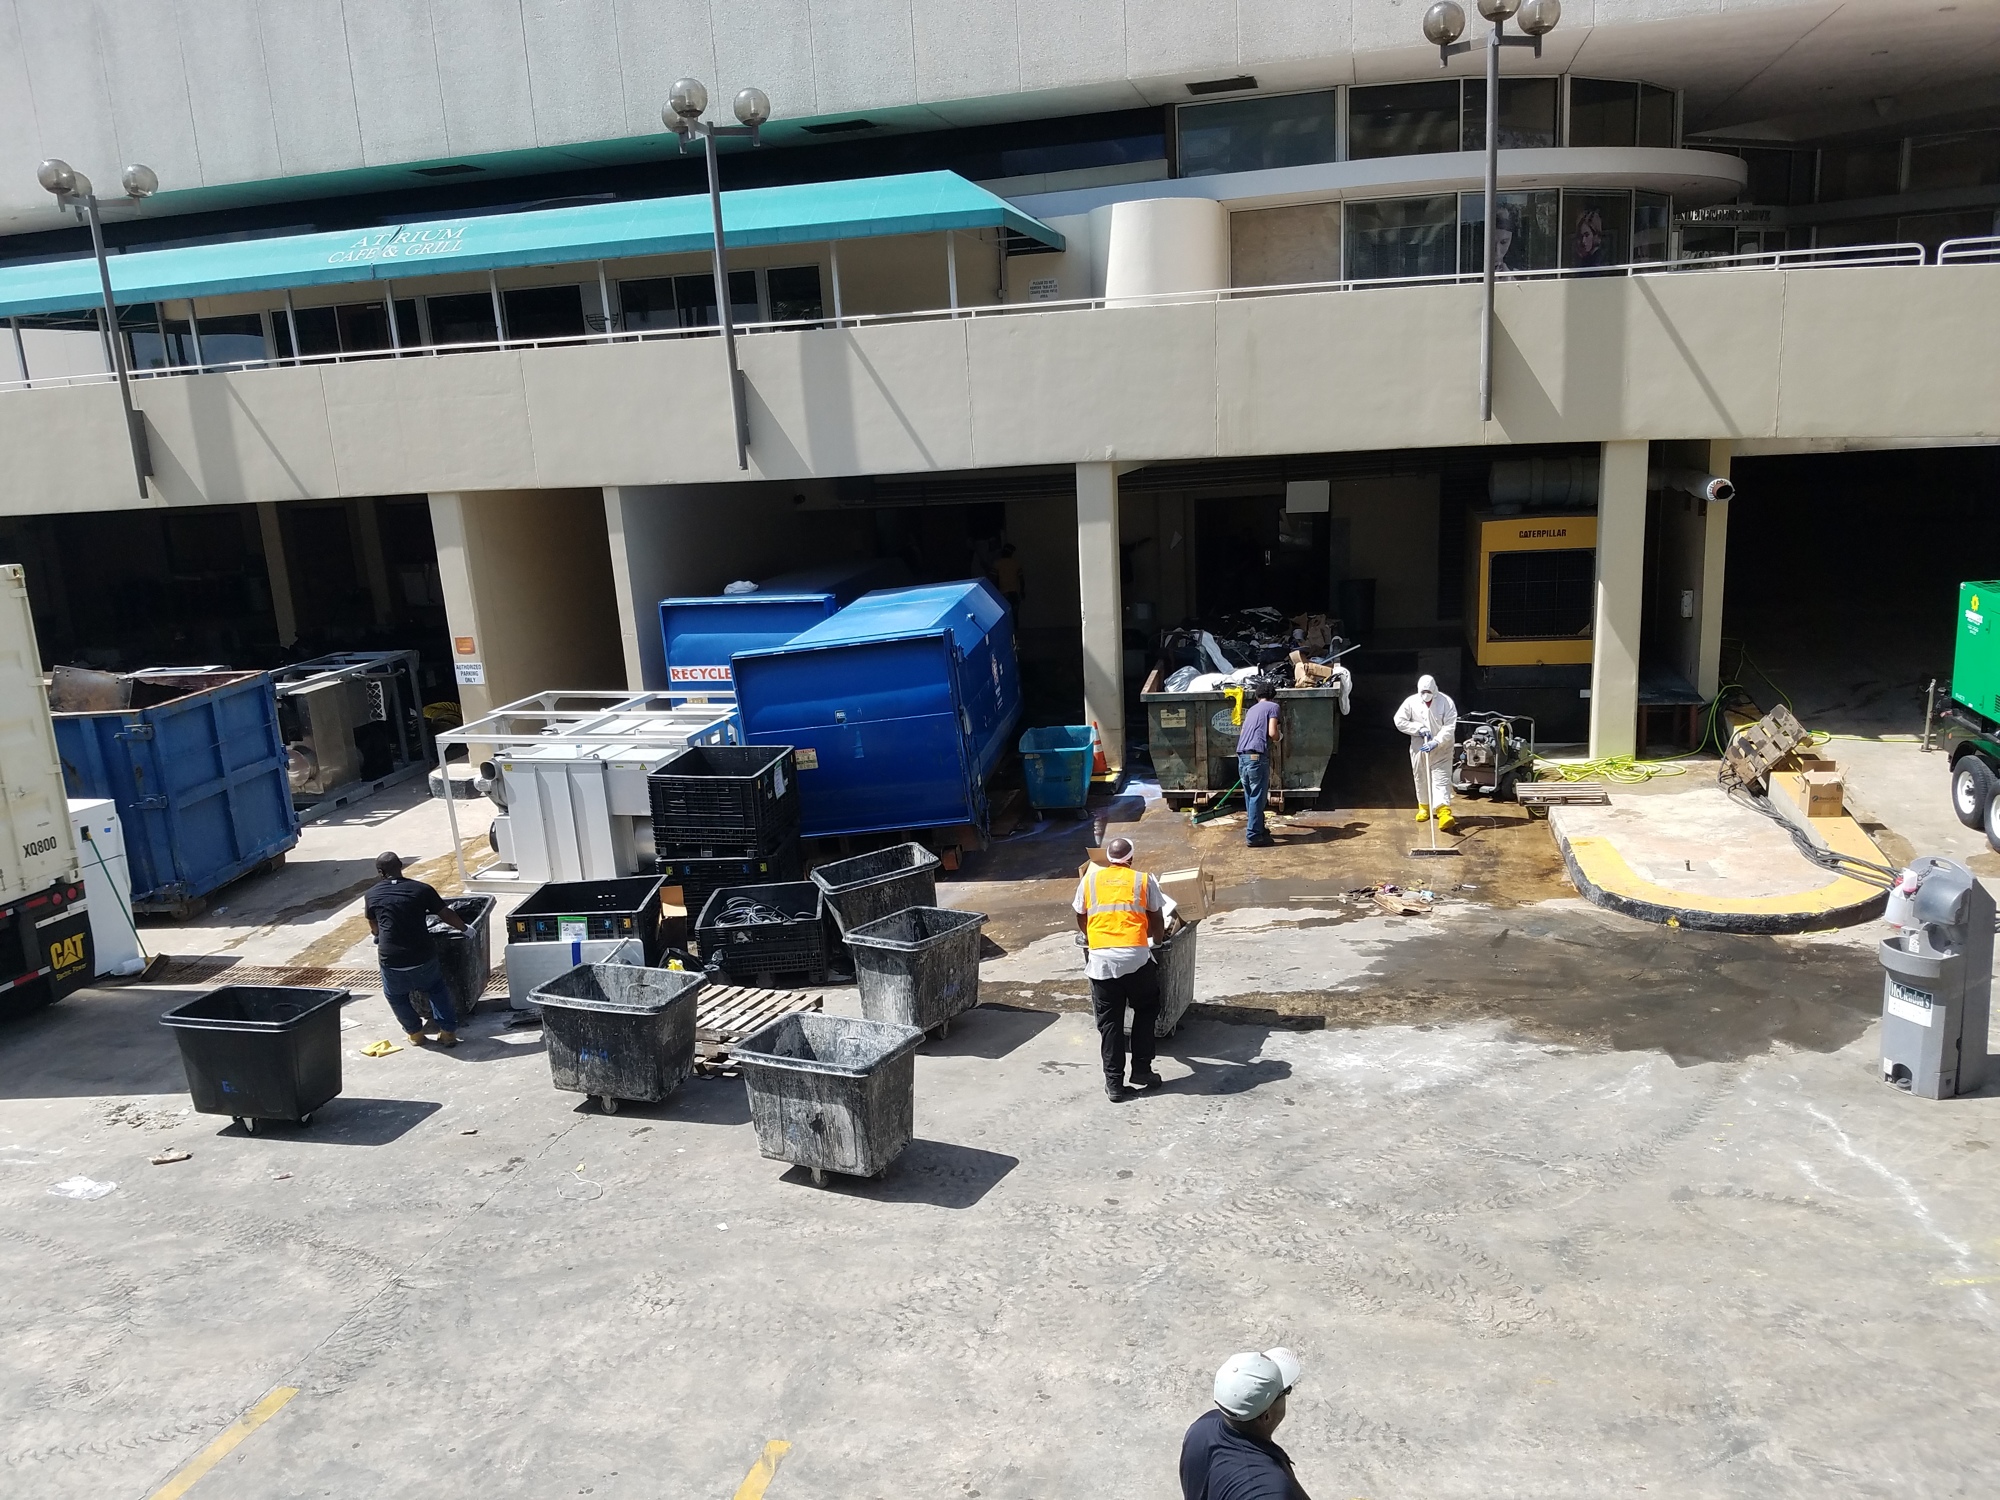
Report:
0,235,1971,395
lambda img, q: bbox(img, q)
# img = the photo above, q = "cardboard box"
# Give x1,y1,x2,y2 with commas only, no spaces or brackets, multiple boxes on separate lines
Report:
1774,770,1844,819
659,886,689,950
1077,855,1211,926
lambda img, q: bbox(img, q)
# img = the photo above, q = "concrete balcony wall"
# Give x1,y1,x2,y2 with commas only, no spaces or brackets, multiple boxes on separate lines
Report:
0,266,1993,516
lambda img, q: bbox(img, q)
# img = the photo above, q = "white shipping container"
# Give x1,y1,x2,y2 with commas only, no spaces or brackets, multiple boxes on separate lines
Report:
0,565,78,904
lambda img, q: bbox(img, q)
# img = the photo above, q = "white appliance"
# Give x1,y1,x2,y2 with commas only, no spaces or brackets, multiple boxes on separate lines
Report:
504,935,645,1011
68,798,145,977
492,740,677,885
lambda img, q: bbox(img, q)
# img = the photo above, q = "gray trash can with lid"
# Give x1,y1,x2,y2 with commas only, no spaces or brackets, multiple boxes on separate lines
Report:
730,1012,925,1182
531,962,707,1113
1879,855,1992,1099
845,905,986,1037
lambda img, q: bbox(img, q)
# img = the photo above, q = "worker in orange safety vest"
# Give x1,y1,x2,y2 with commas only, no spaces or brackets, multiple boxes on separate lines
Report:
1073,836,1168,1102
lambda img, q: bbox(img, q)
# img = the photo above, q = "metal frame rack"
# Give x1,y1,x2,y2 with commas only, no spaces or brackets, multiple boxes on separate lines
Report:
271,650,428,822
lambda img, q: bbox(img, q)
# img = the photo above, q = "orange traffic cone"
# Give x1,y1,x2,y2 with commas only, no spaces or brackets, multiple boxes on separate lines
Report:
1089,722,1109,776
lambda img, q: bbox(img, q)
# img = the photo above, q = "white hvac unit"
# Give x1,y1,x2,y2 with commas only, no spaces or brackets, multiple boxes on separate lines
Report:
68,798,144,977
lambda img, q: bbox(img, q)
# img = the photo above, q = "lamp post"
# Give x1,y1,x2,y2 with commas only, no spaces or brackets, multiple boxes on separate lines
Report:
1422,0,1560,423
664,78,770,471
36,158,158,498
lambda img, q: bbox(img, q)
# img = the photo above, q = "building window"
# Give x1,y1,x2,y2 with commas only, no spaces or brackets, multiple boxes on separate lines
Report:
1230,202,1343,288
1737,148,1815,206
501,284,585,341
134,311,269,368
1906,130,2000,193
1561,190,1632,269
1568,78,1638,148
425,293,498,345
766,265,825,324
1462,78,1559,151
1638,84,1676,148
1459,191,1560,273
1176,90,1340,177
1345,195,1458,279
1633,192,1672,264
1817,142,1903,201
1349,82,1462,160
271,301,416,359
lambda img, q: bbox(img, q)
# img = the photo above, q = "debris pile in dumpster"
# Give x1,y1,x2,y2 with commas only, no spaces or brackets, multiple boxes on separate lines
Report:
1154,611,1356,709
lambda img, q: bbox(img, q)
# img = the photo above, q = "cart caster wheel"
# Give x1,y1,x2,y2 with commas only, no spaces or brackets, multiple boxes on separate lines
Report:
927,1019,950,1041
240,1117,256,1135
298,1113,313,1127
810,1167,827,1187
600,1095,618,1114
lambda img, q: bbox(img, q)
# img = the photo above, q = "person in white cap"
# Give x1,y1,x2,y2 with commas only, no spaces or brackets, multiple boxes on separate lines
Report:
1392,673,1458,833
1179,1347,1310,1499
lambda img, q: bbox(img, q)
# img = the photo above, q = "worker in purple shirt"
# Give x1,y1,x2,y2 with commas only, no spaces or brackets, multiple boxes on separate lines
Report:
1236,681,1282,848
1181,1347,1312,1500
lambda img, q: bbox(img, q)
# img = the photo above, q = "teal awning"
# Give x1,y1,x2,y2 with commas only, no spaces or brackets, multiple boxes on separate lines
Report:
0,170,1063,318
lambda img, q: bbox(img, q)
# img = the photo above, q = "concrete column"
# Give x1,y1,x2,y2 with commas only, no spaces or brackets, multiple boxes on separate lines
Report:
1694,439,1731,700
1076,461,1124,774
428,489,625,720
1590,441,1649,760
349,498,394,626
1087,198,1229,302
255,501,299,647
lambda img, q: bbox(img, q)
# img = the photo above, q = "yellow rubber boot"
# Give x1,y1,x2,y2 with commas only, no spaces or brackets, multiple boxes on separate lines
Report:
1435,806,1457,833
1414,805,1430,823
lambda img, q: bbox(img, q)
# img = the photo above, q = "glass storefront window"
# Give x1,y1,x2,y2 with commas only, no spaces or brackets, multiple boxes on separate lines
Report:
1462,78,1559,151
271,301,415,359
1906,130,2000,192
1345,195,1458,279
766,265,825,324
620,271,760,331
502,285,585,341
1633,193,1671,264
1568,78,1637,148
1459,191,1560,273
1349,82,1461,160
425,293,498,345
1818,142,1902,201
1638,85,1676,148
1177,90,1339,177
1561,190,1632,269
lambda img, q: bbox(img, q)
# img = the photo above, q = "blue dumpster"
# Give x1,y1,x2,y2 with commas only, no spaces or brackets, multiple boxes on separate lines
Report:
53,671,299,914
731,581,1022,838
658,560,909,692
1019,726,1095,812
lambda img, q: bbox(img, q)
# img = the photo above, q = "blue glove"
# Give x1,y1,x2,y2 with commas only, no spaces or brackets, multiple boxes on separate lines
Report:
1419,735,1436,754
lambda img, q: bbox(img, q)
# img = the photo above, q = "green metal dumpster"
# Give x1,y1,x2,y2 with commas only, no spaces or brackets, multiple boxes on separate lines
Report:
1142,687,1343,808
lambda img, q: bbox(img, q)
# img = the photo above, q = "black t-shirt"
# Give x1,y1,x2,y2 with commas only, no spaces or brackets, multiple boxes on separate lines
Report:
364,877,448,968
1180,1409,1310,1500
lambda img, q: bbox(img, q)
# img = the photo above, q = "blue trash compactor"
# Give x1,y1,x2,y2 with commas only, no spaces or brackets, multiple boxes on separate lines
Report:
657,561,908,692
731,581,1022,839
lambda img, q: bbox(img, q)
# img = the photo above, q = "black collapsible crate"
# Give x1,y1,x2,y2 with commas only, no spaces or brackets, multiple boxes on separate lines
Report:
649,745,800,855
506,877,668,960
655,845,804,918
696,881,831,984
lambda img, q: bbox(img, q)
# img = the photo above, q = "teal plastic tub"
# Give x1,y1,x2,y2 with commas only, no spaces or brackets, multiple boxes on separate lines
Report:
1019,725,1094,811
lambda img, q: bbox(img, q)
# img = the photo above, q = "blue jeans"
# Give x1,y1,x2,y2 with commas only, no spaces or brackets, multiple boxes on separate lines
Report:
1240,751,1270,842
380,957,459,1034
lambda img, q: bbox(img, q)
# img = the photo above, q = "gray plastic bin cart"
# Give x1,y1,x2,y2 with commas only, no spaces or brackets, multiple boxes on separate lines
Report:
430,895,495,1018
845,906,987,1038
160,985,346,1133
531,962,706,1113
730,1013,925,1182
811,842,941,936
1153,924,1198,1037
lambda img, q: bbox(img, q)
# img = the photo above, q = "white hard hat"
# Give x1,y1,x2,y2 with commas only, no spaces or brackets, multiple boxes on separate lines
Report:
1212,1347,1302,1420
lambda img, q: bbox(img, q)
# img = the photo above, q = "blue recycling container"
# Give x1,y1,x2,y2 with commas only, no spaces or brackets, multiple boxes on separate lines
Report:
658,560,909,692
1019,726,1095,811
53,670,299,912
731,581,1023,839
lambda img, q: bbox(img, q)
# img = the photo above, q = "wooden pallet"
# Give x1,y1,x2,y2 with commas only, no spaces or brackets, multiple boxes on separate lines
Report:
696,984,822,1044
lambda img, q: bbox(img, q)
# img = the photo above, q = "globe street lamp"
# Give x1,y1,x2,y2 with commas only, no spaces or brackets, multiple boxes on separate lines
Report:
37,158,159,497
665,79,771,471
1423,0,1561,422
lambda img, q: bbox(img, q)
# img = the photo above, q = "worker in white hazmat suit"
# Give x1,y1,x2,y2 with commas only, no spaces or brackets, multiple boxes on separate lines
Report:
1392,674,1458,831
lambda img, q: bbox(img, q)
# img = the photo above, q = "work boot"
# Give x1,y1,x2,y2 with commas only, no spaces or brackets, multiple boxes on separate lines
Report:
1246,833,1275,848
405,1032,428,1047
1130,1069,1164,1089
434,1031,459,1049
1414,805,1430,823
1436,806,1458,833
1105,1080,1129,1103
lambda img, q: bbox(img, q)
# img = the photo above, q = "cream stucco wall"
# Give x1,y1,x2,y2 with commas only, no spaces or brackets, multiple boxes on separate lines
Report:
0,267,1993,515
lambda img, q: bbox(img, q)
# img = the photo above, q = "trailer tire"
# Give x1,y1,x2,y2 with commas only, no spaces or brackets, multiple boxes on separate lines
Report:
1983,787,2000,855
1952,756,1994,830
